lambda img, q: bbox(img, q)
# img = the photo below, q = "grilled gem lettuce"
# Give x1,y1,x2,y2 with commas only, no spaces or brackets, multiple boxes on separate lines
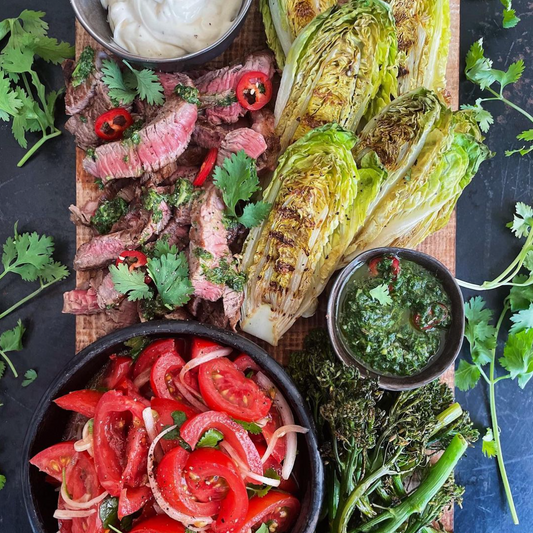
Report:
342,88,492,264
260,0,336,69
274,0,398,151
388,0,451,94
240,124,386,346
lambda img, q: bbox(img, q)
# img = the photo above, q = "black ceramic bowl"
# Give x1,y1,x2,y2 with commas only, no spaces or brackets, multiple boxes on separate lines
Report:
22,320,323,533
70,0,253,71
327,247,464,391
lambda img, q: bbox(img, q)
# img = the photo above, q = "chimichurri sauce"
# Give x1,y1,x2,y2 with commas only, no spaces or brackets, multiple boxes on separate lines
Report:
338,255,451,376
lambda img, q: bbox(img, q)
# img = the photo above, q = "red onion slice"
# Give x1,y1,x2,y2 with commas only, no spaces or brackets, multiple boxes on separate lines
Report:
260,424,309,466
143,407,163,463
54,509,97,519
133,367,151,389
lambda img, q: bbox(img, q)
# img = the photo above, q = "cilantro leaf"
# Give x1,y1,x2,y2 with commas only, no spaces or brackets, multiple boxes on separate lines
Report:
482,428,498,458
247,469,280,498
31,36,74,64
197,429,224,448
124,61,164,106
509,304,533,334
461,100,493,133
233,419,262,435
500,330,533,388
502,8,520,28
255,524,269,533
492,59,524,90
509,275,533,311
517,130,533,142
213,151,270,229
507,202,533,238
455,360,481,391
151,238,178,259
0,320,25,378
162,411,191,450
147,252,193,309
109,263,154,302
21,368,37,387
464,297,497,366
101,59,136,106
0,474,5,490
237,202,271,229
124,336,149,361
0,362,6,379
505,145,533,157
369,284,393,306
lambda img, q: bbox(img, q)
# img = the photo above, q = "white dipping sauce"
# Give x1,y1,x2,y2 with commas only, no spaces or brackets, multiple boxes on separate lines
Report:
101,0,243,58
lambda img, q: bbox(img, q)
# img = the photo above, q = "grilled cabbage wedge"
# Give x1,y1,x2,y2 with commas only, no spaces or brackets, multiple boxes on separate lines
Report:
240,124,385,346
274,0,398,152
342,88,492,264
260,0,336,69
388,0,451,94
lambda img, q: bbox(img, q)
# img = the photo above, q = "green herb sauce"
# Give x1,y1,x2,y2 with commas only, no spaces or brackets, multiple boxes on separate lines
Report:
202,258,246,292
174,84,200,105
71,46,95,87
90,197,129,234
339,255,451,376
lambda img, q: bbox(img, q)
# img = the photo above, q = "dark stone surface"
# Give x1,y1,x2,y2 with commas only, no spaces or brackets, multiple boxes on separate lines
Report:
0,0,531,531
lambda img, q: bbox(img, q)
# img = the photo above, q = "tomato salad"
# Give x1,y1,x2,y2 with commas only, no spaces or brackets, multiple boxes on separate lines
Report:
30,337,308,533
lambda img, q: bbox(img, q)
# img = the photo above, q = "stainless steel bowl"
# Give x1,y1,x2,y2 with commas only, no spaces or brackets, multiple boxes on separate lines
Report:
70,0,253,71
327,247,465,391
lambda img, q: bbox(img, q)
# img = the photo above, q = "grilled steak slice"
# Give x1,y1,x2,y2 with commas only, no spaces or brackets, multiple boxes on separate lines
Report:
251,109,280,172
217,128,267,165
94,272,124,309
196,51,275,125
139,199,172,244
63,289,101,315
104,299,139,330
188,184,230,301
164,308,192,321
157,217,190,251
69,200,99,227
84,90,198,180
222,286,243,331
176,146,208,167
192,118,247,149
187,297,232,330
63,58,99,116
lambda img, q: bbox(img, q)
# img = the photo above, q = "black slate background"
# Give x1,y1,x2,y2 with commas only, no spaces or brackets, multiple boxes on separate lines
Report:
0,0,532,531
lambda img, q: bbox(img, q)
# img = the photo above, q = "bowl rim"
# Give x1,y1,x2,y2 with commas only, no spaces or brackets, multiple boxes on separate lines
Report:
69,0,253,65
22,320,324,533
327,247,465,391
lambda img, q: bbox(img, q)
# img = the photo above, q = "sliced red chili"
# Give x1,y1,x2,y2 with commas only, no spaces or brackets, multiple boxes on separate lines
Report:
368,255,401,280
413,303,449,331
193,148,218,187
236,71,273,111
95,108,134,141
116,250,148,271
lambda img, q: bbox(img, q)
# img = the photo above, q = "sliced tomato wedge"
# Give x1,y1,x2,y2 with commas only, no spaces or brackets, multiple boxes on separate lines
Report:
191,337,224,359
54,389,104,418
185,448,248,533
104,355,132,389
180,411,263,475
93,390,146,496
30,441,76,482
131,515,186,533
193,148,218,187
254,443,298,494
233,354,260,374
151,398,198,453
64,451,105,533
237,491,300,533
116,377,151,406
156,446,221,517
150,353,186,400
198,358,271,422
236,71,273,111
119,486,153,519
261,402,286,464
133,339,180,378
122,424,149,488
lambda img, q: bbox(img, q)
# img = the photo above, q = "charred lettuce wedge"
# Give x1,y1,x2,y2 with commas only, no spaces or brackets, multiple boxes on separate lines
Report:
240,124,385,345
274,0,398,151
342,88,493,264
388,0,451,94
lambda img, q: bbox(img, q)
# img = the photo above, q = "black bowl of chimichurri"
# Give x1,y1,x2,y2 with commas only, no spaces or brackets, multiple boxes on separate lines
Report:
327,248,464,390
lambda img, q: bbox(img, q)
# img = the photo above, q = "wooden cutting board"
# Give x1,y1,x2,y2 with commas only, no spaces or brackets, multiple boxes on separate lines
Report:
74,0,460,366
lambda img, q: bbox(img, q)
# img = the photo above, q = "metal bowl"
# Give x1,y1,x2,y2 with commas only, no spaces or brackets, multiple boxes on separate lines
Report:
22,320,324,533
327,248,465,391
69,0,253,70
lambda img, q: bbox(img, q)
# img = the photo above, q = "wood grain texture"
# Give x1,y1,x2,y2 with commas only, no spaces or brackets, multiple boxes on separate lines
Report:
74,0,461,367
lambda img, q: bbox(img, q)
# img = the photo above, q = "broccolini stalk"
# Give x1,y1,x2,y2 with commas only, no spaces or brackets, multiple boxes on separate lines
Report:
352,435,468,533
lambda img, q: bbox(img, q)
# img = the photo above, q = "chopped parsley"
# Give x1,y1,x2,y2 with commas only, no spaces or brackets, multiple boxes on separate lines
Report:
143,189,167,223
202,258,246,292
194,247,213,260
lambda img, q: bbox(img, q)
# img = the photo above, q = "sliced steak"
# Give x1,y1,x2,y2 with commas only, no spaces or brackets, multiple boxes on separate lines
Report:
83,93,198,180
187,298,231,330
227,223,248,253
62,289,101,315
217,128,267,165
251,109,280,172
157,217,190,251
63,58,98,116
139,199,172,244
196,51,275,125
74,233,130,271
176,146,208,167
188,184,230,301
69,200,99,227
222,287,243,331
104,299,139,330
94,272,124,309
164,308,192,321
192,118,246,149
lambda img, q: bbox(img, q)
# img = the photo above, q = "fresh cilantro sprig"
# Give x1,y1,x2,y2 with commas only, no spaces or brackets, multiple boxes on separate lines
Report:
456,203,533,291
197,429,224,448
463,39,532,156
0,10,74,166
1,224,69,320
101,59,164,107
110,250,193,310
500,0,520,29
457,289,533,524
368,284,393,306
0,320,25,379
233,419,262,435
213,151,271,229
0,474,5,490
